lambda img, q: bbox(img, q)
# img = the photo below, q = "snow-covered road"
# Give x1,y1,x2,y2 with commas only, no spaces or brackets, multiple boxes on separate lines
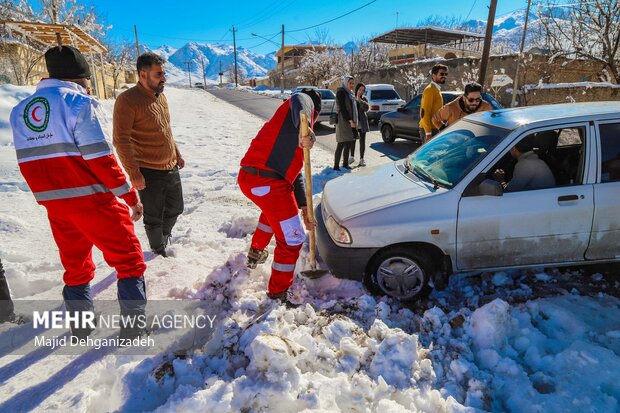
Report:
0,85,619,412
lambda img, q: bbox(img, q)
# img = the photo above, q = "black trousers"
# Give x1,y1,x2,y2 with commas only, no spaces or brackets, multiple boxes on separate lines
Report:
350,131,366,159
138,166,184,251
0,259,14,320
334,142,353,168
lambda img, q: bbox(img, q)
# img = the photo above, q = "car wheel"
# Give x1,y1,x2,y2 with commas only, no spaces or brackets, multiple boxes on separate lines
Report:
381,124,396,143
364,246,434,302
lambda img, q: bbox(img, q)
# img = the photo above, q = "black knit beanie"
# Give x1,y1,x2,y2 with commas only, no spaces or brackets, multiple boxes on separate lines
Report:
45,45,91,79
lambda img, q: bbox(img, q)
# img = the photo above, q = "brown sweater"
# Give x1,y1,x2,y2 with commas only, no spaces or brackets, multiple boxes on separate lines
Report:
432,97,493,130
113,82,180,181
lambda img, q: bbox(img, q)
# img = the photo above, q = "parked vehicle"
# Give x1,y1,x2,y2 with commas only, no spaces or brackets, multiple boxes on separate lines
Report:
316,102,620,302
194,82,204,88
379,91,503,144
364,84,406,124
292,86,337,124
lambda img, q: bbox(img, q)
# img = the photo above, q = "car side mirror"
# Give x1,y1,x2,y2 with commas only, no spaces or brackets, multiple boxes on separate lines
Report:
479,179,503,196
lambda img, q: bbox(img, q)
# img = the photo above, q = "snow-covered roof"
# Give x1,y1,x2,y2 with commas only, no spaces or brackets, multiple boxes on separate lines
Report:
469,101,620,130
371,26,484,46
0,20,106,53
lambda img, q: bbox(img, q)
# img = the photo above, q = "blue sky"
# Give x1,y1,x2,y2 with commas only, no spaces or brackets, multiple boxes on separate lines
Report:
85,0,525,54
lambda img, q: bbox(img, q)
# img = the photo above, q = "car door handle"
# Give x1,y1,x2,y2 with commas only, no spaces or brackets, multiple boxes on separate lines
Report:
558,195,579,202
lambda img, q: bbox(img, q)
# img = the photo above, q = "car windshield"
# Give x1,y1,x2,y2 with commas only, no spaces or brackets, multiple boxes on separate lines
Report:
370,89,400,100
407,121,509,188
319,89,335,99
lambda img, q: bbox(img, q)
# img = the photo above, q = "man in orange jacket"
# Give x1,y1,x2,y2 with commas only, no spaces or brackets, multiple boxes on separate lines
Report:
239,89,321,305
10,46,147,339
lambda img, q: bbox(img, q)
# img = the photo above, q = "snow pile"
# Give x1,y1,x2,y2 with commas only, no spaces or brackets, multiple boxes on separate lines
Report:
0,85,619,412
0,84,36,145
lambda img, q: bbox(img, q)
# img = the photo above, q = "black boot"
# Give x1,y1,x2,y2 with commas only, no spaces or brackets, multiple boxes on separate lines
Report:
63,283,95,339
118,276,148,340
0,258,15,323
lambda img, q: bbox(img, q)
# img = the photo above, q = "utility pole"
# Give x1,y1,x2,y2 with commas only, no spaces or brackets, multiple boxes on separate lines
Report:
511,0,532,107
184,62,192,87
134,25,140,59
219,60,223,87
51,0,62,46
201,58,207,90
478,0,498,87
350,48,354,74
232,26,238,87
280,24,285,95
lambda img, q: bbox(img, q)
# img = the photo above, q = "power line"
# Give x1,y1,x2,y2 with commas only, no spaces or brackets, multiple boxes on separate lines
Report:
288,0,377,33
464,0,479,21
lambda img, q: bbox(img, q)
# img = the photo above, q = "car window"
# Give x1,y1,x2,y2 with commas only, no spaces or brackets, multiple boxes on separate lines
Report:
599,123,620,183
442,93,458,104
481,93,503,109
409,121,508,188
319,89,335,99
370,89,400,100
405,95,422,110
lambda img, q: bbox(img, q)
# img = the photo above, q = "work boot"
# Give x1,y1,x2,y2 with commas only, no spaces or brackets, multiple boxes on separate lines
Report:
267,290,301,308
117,276,147,341
63,283,95,339
246,247,269,269
152,247,167,257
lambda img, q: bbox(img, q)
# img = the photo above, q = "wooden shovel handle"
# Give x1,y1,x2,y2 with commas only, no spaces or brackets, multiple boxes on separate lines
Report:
300,113,317,270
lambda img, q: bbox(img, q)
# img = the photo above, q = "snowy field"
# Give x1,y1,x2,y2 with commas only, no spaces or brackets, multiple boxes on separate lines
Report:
0,84,619,412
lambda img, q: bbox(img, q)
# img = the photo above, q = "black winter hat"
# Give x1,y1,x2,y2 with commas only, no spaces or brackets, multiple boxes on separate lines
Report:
45,45,91,79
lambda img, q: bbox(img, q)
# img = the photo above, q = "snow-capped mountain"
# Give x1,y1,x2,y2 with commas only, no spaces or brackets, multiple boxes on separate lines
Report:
145,42,277,85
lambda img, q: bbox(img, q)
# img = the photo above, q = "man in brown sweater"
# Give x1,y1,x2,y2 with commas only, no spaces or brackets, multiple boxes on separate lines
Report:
432,82,493,131
113,52,185,257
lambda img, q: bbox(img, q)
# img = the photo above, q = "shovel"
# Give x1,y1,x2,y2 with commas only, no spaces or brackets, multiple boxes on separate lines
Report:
299,112,329,279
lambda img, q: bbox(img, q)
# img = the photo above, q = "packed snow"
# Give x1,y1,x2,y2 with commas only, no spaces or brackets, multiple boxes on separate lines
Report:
0,84,619,412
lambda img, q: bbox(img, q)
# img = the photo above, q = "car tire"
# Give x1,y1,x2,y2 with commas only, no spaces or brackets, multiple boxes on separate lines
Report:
381,124,396,143
364,246,434,302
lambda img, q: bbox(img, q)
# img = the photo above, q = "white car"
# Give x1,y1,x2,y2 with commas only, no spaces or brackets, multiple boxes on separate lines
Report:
363,84,406,124
316,102,620,302
292,86,336,124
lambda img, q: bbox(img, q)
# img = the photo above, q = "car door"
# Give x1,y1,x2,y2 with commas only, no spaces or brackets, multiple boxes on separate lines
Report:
586,121,620,260
456,123,594,270
395,95,421,137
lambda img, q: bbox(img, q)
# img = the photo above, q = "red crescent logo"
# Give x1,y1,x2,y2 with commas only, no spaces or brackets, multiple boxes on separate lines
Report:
31,106,42,122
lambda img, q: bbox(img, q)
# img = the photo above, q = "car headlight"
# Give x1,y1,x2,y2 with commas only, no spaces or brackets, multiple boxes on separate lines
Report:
325,215,352,244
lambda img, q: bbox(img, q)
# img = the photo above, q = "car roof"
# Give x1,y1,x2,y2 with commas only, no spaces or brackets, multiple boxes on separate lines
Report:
365,84,396,89
468,101,620,130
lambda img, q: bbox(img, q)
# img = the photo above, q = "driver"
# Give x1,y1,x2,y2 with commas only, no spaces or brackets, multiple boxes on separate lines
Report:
495,136,555,192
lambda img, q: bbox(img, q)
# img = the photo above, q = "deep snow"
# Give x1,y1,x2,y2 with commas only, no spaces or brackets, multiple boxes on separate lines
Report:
0,84,619,412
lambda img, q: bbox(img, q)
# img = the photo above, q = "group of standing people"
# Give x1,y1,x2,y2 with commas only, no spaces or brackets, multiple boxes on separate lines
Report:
8,46,184,338
334,76,370,170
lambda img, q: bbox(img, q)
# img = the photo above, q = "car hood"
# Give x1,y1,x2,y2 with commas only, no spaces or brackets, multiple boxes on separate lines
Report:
322,161,438,221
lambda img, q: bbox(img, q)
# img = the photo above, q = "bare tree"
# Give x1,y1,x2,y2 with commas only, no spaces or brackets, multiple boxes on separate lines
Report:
540,0,620,82
105,42,132,97
295,48,347,86
0,40,44,85
226,64,246,85
396,67,426,99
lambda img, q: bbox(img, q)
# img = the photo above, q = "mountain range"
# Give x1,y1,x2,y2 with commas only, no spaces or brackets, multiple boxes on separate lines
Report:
152,10,538,86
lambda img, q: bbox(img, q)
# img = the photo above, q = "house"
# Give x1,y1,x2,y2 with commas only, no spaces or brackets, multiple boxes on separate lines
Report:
370,26,484,65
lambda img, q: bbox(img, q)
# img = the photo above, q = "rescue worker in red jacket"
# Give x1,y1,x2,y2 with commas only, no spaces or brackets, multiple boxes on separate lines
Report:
10,46,147,339
239,89,321,303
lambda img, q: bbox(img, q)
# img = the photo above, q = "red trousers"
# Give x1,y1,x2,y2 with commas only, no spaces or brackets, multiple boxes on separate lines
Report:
238,169,306,294
46,199,146,286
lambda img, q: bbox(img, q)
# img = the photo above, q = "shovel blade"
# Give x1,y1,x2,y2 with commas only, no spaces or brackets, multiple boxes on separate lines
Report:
300,269,329,279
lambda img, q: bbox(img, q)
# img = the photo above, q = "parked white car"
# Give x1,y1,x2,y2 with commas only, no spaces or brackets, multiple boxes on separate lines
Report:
316,102,620,302
292,86,336,123
363,84,406,124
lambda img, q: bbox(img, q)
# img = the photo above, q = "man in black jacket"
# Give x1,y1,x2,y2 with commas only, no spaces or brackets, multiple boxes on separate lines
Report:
0,259,16,323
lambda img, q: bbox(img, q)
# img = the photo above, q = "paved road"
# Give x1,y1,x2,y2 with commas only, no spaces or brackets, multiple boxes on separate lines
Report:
207,88,420,168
